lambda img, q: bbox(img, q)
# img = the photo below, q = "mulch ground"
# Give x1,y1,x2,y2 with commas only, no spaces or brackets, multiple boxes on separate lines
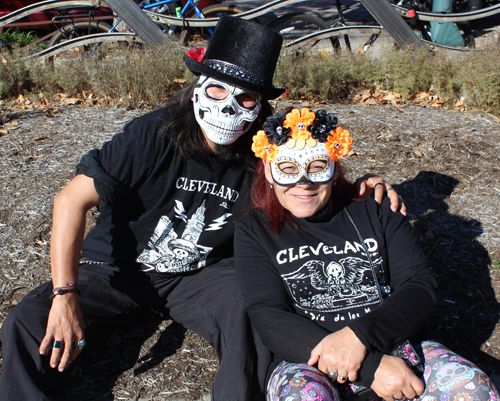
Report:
1,100,499,400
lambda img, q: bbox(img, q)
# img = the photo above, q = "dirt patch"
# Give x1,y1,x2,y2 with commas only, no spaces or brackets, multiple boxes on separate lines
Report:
0,102,499,400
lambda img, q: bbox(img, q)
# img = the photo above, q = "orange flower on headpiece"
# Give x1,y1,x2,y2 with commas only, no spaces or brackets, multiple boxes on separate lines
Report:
326,126,352,161
252,130,279,162
283,108,316,140
252,108,353,163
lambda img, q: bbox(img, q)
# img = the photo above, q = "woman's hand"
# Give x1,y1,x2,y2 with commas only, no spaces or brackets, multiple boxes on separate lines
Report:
371,355,424,401
39,293,85,372
356,174,406,216
308,327,367,383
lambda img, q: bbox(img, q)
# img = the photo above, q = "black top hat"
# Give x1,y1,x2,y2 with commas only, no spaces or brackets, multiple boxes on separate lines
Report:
184,16,285,99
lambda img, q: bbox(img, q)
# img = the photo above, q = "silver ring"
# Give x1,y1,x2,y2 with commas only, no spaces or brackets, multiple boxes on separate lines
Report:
387,188,396,192
53,340,63,349
74,338,86,352
395,396,405,401
327,371,338,381
338,375,348,381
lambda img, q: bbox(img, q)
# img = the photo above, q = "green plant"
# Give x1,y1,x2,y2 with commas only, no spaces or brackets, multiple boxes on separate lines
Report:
0,54,33,98
0,28,47,51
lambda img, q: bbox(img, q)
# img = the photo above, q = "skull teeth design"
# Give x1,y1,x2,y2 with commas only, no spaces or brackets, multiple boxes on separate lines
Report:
199,112,249,136
193,75,262,145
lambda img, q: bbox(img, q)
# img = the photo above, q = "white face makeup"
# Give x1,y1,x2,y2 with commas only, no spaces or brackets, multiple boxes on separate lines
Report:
193,75,262,145
270,141,336,187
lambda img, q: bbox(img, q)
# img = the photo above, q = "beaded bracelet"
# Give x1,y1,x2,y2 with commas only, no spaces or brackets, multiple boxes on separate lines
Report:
52,282,77,294
50,288,81,300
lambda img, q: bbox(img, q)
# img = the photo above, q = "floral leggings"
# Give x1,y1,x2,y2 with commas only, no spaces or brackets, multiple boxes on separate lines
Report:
267,341,499,401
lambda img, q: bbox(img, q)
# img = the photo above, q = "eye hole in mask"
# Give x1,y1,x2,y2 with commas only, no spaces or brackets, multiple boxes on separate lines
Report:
277,158,329,176
205,84,259,109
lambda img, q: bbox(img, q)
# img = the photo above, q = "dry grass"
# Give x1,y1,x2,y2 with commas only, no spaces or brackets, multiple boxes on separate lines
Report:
1,42,500,114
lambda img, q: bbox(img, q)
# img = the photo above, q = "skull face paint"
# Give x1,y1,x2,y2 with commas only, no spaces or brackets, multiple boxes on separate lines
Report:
193,75,262,145
270,141,336,187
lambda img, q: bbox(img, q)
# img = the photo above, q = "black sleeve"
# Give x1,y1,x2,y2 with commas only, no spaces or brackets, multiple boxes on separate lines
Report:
235,214,325,359
247,301,330,362
247,301,384,387
75,117,158,205
347,198,438,354
75,154,127,206
348,263,437,353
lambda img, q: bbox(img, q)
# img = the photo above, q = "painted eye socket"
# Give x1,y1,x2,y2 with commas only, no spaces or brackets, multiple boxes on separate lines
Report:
205,84,229,100
277,161,299,175
306,159,328,174
277,159,328,175
235,92,259,108
205,84,259,108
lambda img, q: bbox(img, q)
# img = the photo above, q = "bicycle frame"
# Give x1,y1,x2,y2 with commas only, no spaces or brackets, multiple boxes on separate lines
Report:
109,0,213,35
2,0,499,58
51,6,111,39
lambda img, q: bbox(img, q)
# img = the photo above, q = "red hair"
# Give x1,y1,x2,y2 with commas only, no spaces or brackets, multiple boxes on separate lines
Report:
250,161,360,234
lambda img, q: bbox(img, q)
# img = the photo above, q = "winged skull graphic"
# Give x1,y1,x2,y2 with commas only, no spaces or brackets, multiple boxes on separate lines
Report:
282,256,382,312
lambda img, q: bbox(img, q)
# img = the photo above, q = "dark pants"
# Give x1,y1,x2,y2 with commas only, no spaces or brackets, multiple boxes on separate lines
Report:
0,259,270,401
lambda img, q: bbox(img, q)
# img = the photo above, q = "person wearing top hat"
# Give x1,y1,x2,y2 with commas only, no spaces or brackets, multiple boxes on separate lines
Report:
0,16,401,400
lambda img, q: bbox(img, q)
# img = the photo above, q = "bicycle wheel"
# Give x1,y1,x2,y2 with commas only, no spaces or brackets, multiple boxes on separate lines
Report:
47,21,113,63
267,13,340,55
181,4,244,46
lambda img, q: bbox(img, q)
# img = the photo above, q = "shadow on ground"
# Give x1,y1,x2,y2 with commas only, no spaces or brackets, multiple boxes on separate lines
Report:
394,171,500,375
65,316,187,400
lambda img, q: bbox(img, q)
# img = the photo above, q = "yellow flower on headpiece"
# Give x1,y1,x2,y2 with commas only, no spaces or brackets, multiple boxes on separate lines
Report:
326,127,353,161
252,130,279,162
283,108,316,140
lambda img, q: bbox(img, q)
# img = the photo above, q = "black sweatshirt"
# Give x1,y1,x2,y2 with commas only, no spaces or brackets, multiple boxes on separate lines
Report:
235,196,437,387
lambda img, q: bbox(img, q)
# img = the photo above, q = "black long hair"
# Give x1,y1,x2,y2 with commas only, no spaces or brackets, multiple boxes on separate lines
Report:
160,77,274,171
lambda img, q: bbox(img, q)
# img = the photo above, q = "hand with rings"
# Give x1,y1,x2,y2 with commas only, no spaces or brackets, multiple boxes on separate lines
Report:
308,328,367,383
327,371,349,383
327,371,338,381
371,355,424,401
356,175,406,215
39,293,85,372
52,338,86,352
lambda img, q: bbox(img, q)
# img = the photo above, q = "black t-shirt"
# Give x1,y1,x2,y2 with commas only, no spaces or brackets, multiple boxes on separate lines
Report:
77,106,253,274
235,196,437,385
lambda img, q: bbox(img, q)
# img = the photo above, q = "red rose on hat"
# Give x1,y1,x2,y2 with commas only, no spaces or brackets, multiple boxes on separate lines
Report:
186,47,206,62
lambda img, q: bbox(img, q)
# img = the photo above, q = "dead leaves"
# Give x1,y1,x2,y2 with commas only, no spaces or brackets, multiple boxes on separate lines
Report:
351,84,473,113
353,85,403,106
0,119,19,137
453,99,467,112
0,91,114,138
1,90,114,115
408,91,445,109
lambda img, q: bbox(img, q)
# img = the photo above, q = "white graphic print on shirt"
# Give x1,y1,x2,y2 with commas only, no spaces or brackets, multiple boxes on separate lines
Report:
137,199,231,273
282,256,383,314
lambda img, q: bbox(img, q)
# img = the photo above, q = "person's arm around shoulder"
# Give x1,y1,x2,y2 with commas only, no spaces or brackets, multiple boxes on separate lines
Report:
356,175,406,215
39,174,99,372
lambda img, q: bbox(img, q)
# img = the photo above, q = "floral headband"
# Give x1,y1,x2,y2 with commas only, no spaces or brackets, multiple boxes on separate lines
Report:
251,108,352,162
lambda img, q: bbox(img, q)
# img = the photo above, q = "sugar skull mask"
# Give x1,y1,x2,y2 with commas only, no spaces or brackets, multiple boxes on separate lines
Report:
193,75,262,145
252,108,353,187
270,140,336,186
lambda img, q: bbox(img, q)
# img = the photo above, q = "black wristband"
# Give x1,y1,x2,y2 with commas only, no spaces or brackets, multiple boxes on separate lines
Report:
50,288,81,300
